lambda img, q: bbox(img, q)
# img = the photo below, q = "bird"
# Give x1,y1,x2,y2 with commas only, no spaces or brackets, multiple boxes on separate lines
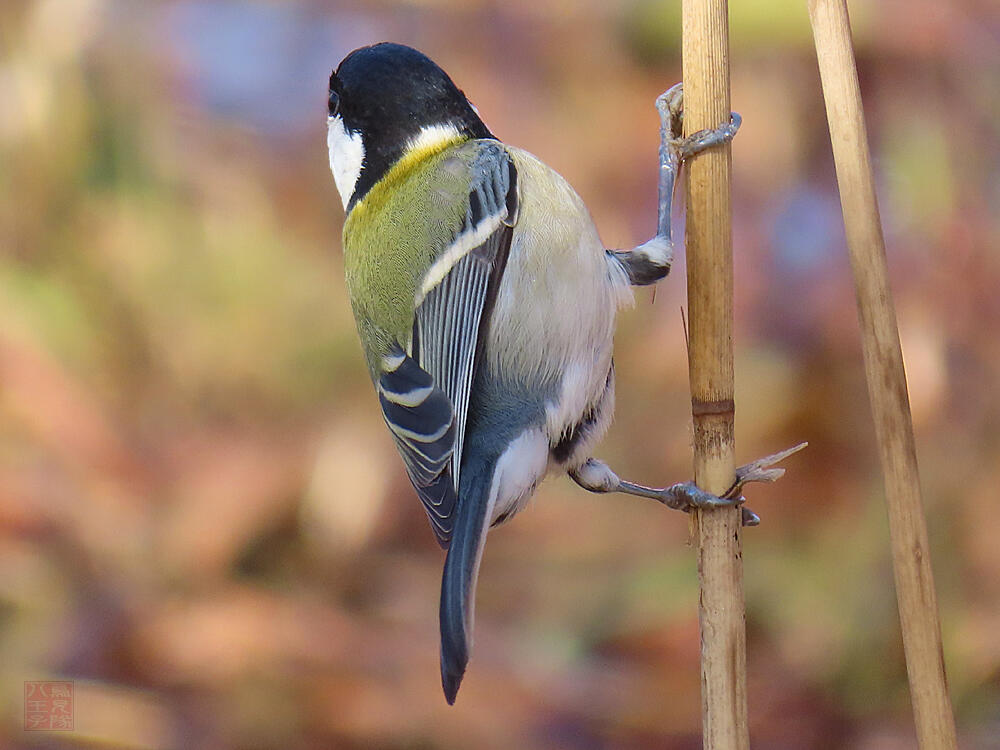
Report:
326,42,748,704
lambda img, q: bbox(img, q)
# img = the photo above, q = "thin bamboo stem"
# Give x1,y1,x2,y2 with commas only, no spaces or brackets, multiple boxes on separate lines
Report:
807,1,958,747
681,0,748,747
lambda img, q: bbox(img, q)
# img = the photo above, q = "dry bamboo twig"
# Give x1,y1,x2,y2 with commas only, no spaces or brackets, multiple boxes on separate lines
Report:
807,1,958,747
680,0,748,747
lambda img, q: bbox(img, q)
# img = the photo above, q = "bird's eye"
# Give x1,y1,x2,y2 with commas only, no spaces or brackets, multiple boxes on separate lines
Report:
328,90,341,117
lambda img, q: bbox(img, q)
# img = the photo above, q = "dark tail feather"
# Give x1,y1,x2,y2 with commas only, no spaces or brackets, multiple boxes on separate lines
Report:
439,463,494,704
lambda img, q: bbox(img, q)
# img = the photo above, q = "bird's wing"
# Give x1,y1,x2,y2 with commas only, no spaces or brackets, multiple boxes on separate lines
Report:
377,345,458,545
386,142,518,546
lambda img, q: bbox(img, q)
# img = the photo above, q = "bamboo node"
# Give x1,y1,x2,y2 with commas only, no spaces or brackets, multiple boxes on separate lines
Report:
691,398,735,417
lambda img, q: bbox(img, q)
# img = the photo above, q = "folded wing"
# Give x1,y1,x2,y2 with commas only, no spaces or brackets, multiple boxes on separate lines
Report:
378,142,518,546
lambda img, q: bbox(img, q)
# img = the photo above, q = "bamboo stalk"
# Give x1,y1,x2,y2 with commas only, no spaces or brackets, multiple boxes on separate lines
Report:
681,0,748,747
806,2,958,747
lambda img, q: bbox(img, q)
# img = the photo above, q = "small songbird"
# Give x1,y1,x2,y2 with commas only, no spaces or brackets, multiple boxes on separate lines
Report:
327,42,744,703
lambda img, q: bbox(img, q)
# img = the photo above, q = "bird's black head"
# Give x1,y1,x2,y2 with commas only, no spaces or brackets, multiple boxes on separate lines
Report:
327,43,494,211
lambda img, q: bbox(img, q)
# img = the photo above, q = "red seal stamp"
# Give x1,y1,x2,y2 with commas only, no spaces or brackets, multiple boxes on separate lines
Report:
24,681,74,731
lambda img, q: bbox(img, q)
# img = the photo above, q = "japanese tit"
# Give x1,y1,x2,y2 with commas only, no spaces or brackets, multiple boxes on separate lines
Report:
327,42,677,704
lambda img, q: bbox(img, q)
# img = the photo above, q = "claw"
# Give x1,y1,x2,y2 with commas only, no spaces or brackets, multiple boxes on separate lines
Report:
659,481,761,528
662,480,740,511
656,83,686,141
741,507,761,527
679,112,742,159
655,81,742,160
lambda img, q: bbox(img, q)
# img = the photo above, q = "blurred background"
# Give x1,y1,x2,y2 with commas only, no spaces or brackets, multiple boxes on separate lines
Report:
1,0,998,747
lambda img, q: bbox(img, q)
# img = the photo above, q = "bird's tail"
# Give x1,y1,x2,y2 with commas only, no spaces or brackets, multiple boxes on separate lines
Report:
439,460,495,704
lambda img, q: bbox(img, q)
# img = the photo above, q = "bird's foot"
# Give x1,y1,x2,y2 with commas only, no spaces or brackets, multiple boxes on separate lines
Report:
656,82,742,160
571,442,806,528
654,480,761,527
633,83,742,261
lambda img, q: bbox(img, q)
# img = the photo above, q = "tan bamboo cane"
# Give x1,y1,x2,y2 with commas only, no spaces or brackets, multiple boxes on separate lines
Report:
681,0,749,747
807,1,958,747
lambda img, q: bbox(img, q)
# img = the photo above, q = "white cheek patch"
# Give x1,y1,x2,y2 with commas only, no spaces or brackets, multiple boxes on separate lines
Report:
327,114,365,210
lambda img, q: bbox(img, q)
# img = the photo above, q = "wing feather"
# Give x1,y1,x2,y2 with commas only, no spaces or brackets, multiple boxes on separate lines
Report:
380,142,518,547
414,143,517,495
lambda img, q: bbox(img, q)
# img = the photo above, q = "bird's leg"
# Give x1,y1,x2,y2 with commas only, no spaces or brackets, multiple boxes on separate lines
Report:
570,458,760,527
654,83,742,246
569,444,806,527
611,83,742,286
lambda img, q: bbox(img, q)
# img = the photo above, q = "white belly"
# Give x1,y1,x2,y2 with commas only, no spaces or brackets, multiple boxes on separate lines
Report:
486,146,631,390
484,148,632,523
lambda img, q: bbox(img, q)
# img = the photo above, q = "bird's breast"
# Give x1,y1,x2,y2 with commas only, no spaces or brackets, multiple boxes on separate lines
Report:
483,147,631,455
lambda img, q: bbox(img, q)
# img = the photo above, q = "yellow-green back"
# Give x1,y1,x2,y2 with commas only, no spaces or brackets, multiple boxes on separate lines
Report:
343,139,478,377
